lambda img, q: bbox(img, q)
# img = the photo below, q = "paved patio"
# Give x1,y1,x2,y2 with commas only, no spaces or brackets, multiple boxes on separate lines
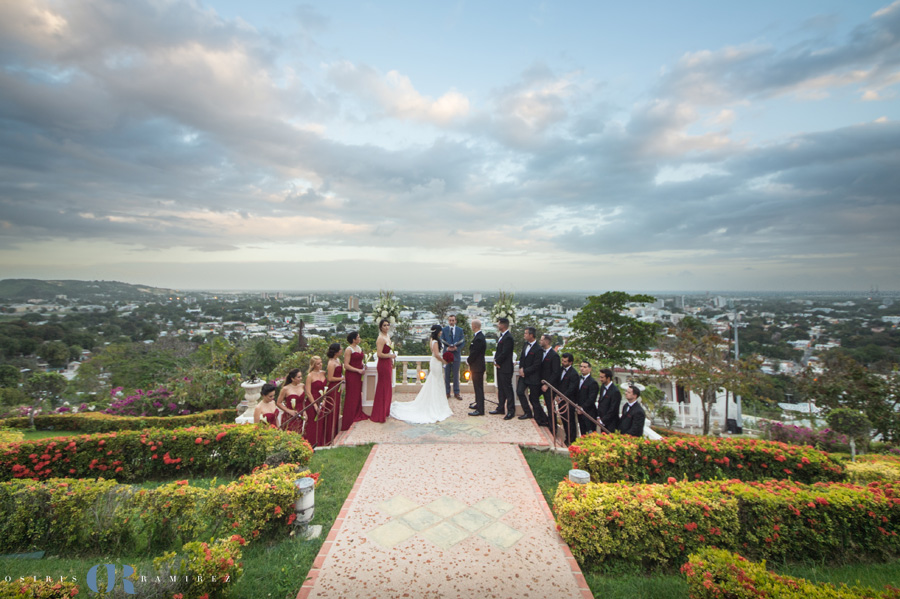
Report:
300,391,591,599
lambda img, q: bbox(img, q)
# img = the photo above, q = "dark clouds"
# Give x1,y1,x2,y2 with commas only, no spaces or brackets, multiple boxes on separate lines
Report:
0,0,899,289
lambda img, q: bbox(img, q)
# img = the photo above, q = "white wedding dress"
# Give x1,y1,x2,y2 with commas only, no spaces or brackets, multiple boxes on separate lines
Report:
390,341,453,424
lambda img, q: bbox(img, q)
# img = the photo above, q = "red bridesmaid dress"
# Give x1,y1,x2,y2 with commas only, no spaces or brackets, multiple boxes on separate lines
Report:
320,364,342,446
342,350,369,430
370,343,393,423
307,378,327,447
282,393,306,435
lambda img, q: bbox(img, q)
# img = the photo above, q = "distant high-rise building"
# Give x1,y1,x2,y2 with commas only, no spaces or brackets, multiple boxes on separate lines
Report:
276,292,284,300
453,292,463,301
473,293,483,303
260,292,269,299
675,295,685,309
348,296,359,311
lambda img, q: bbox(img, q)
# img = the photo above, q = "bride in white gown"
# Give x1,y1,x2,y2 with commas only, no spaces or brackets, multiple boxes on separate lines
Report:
390,324,453,424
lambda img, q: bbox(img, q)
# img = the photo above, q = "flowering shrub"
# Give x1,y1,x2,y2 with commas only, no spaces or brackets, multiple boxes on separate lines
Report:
0,578,79,598
0,427,23,443
104,385,175,416
153,535,243,599
759,419,850,452
845,455,900,483
554,478,900,568
0,409,233,432
165,369,243,414
682,548,900,598
0,423,313,482
0,464,312,555
569,433,845,484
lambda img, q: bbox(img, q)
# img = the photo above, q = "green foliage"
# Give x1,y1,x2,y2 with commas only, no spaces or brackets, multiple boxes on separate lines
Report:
153,535,243,598
827,408,872,443
80,342,189,392
569,433,845,484
166,367,243,413
240,338,283,379
567,292,660,368
656,405,677,428
682,548,900,599
0,427,24,443
0,386,27,407
0,423,313,482
0,363,21,388
555,477,900,568
269,338,332,380
0,578,79,598
800,353,899,443
23,372,67,427
0,409,232,432
0,463,309,556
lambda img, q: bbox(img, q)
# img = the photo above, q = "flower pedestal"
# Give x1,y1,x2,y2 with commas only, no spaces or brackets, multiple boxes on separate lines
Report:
236,379,265,424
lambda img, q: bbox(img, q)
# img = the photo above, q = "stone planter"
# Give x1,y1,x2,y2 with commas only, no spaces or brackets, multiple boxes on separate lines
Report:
236,378,266,424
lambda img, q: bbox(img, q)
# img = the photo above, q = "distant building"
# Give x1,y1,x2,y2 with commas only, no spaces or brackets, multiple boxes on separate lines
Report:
473,293,483,303
453,292,463,301
348,296,360,311
260,292,269,299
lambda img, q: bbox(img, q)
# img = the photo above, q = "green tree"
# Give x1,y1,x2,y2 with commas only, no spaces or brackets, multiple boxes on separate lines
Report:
38,340,70,367
0,364,21,388
240,338,283,380
428,295,453,324
825,408,872,460
567,292,660,368
24,372,67,428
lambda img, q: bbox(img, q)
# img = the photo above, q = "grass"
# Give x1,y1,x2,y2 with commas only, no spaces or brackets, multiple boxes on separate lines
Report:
21,429,81,441
519,447,900,599
0,444,373,599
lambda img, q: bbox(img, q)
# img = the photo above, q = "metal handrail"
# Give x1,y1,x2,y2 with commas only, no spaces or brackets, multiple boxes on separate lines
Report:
541,379,613,448
281,379,345,445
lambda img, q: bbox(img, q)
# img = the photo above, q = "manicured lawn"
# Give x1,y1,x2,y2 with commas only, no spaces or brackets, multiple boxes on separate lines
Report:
520,447,900,598
21,429,81,441
0,444,373,599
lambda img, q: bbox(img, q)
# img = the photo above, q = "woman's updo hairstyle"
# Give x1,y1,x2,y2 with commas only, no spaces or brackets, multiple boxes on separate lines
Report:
430,324,442,341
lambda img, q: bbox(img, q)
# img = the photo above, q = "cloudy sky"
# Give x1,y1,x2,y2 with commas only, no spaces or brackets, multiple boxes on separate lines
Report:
1,1,898,292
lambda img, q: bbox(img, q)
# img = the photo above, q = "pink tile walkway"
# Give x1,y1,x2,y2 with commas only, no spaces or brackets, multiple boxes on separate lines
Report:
300,395,592,599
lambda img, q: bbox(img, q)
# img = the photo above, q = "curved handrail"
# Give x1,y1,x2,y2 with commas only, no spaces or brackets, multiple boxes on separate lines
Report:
541,379,613,448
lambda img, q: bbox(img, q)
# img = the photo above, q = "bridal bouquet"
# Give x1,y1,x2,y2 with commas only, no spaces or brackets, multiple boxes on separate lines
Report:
372,290,402,325
490,291,517,325
442,351,455,363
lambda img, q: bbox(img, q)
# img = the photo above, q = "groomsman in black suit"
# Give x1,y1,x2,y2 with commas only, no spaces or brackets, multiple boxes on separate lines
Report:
537,334,560,428
490,317,516,419
576,360,600,435
596,368,621,433
467,319,487,416
516,327,542,421
618,385,646,437
556,352,580,445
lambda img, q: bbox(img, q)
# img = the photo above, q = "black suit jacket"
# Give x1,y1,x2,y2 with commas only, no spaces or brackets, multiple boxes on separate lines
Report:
467,331,486,371
618,401,646,437
558,366,580,405
596,383,622,432
518,341,542,384
494,331,514,374
539,348,561,388
576,374,600,412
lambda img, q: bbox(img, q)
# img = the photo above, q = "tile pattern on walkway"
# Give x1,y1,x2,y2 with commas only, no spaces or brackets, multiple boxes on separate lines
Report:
298,443,590,599
338,390,549,447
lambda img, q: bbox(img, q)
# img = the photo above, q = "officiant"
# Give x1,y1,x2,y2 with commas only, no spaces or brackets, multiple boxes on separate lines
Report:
441,314,466,400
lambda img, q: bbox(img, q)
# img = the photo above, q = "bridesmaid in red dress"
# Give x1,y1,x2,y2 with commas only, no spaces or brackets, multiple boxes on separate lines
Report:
254,383,280,426
322,343,344,445
342,331,369,430
276,369,307,435
305,356,327,447
370,318,396,423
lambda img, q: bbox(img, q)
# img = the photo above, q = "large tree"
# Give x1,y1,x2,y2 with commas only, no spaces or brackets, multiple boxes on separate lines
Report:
567,292,660,368
24,372,67,428
666,327,759,435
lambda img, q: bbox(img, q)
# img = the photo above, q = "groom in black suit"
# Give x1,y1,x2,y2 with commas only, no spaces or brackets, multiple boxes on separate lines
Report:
490,317,515,419
467,319,487,416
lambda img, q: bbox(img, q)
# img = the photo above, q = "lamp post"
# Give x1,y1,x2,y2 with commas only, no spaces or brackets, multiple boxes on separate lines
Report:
294,477,321,540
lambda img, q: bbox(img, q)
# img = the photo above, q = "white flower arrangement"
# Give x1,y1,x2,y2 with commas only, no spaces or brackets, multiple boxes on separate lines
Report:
490,291,517,325
372,290,402,326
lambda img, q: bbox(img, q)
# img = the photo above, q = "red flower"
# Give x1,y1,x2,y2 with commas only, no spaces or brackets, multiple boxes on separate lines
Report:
195,438,203,444
216,432,227,442
667,477,676,484
274,505,283,516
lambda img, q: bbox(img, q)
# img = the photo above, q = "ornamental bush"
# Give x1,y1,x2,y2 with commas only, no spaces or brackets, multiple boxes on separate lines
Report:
554,478,900,568
0,464,312,555
845,455,900,483
0,579,79,598
758,419,851,453
682,548,900,599
0,423,312,482
569,433,844,484
0,427,23,443
0,409,233,432
153,535,244,599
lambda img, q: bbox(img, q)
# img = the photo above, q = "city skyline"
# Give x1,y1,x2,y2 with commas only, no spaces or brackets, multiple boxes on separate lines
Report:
1,1,899,291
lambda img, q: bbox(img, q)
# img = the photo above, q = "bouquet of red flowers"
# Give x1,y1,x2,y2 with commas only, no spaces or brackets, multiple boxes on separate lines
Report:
442,351,455,363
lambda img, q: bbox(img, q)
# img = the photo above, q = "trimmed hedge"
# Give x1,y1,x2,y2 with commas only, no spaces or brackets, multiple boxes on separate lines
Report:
0,579,79,599
570,433,845,484
0,427,23,444
682,548,900,598
153,534,244,599
0,423,312,482
554,478,900,568
0,463,313,555
845,455,900,483
0,409,233,432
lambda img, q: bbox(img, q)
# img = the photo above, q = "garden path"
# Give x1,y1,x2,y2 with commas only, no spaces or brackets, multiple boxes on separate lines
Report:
298,391,592,599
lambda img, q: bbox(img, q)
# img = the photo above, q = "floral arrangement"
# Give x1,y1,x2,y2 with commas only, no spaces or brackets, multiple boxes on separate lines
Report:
569,433,845,485
682,548,900,599
490,291,517,325
554,477,900,568
371,290,402,326
0,423,313,482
